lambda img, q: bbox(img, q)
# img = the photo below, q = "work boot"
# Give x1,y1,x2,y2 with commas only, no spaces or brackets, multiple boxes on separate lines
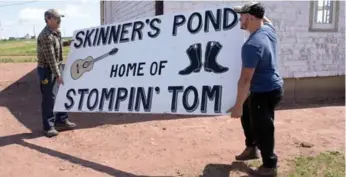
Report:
250,165,278,177
179,43,202,75
44,127,59,137
204,41,229,74
55,119,77,131
235,147,260,161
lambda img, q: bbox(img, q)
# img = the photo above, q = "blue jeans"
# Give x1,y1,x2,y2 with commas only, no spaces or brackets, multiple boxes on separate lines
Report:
37,66,68,131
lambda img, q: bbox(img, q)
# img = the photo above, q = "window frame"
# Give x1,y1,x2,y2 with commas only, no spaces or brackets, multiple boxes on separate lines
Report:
100,0,105,25
155,1,164,16
309,0,340,32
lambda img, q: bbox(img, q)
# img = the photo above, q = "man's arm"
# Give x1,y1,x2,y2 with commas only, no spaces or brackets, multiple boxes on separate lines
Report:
263,16,272,24
234,67,255,108
263,16,276,31
234,44,261,108
41,35,61,77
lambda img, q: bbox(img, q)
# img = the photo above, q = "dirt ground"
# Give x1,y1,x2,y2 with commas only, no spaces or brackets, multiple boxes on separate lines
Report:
0,63,344,177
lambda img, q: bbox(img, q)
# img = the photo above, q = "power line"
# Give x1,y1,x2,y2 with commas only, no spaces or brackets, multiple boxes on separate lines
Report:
0,1,37,8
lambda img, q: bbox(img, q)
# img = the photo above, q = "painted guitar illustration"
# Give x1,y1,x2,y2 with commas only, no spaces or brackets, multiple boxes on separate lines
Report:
70,47,119,80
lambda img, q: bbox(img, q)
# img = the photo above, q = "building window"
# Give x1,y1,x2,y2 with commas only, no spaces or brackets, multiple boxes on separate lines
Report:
100,0,105,25
309,0,339,32
155,1,164,16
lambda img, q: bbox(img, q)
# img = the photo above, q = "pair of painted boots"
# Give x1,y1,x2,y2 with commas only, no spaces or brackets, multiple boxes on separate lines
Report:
179,41,229,75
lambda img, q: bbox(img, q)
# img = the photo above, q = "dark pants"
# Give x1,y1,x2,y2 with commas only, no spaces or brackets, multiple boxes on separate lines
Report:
241,88,283,168
37,66,68,131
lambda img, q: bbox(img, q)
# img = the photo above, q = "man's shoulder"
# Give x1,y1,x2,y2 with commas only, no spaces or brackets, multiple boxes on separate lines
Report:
249,23,277,45
38,27,54,40
242,43,261,55
262,22,276,34
264,22,275,28
244,34,264,48
38,30,54,42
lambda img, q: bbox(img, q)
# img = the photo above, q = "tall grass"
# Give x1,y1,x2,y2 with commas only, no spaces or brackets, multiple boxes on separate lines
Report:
0,39,70,63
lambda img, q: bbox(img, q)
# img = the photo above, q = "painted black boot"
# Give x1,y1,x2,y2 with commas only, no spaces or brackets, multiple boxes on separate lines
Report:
204,41,229,74
178,43,202,75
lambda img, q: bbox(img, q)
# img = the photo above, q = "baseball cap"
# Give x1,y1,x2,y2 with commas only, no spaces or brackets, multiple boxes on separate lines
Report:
233,1,265,19
44,9,64,19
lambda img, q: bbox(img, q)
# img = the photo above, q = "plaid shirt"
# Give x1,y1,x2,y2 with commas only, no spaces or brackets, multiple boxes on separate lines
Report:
37,25,63,77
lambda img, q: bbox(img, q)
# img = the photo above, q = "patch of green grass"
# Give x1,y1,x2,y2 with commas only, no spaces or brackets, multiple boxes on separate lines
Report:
0,55,68,63
0,40,37,56
0,39,70,55
0,39,70,63
288,151,345,177
247,159,262,168
244,151,344,177
0,57,37,63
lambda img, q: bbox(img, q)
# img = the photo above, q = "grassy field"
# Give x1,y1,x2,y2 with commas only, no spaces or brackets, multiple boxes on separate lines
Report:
288,151,344,177
0,39,70,63
247,151,345,177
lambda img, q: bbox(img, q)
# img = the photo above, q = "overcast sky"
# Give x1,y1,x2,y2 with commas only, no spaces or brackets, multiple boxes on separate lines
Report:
0,0,100,39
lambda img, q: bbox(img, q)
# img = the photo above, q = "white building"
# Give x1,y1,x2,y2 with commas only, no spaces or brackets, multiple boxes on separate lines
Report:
99,0,345,104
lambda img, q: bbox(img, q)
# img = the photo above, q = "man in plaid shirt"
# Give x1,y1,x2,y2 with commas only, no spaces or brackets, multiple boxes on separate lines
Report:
36,9,76,137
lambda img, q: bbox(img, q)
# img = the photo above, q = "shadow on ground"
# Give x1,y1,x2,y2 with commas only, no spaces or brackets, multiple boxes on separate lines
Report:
0,132,172,177
0,68,179,177
0,68,212,134
0,67,344,176
1,68,344,135
200,162,256,177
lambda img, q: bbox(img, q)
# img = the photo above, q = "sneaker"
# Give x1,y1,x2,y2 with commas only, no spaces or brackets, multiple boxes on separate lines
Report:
55,119,77,131
44,127,59,137
250,165,277,177
235,147,260,161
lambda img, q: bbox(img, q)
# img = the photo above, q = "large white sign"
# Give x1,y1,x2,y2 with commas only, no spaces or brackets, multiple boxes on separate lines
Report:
54,6,246,115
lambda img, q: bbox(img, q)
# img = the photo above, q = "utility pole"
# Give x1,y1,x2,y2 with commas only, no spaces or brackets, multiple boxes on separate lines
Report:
0,21,2,40
63,28,66,38
33,25,36,38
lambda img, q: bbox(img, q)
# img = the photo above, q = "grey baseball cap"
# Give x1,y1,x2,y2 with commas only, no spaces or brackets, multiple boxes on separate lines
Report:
44,9,64,18
233,1,265,18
